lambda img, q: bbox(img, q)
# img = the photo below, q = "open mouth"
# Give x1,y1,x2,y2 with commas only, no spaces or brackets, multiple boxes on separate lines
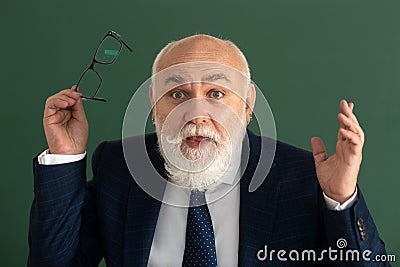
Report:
185,136,212,148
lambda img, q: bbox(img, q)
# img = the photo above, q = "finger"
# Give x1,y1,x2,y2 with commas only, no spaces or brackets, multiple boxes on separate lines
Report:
51,86,81,101
348,102,354,111
46,94,77,111
44,94,78,120
338,128,363,146
44,89,81,116
340,99,359,125
55,94,78,107
70,96,87,122
58,88,82,101
311,137,327,164
338,100,352,131
46,109,71,125
339,107,365,142
338,113,361,134
45,97,74,111
55,86,86,121
338,114,347,134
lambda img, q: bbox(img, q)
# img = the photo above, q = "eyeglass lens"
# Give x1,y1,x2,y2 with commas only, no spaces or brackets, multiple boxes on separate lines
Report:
78,36,122,98
96,36,122,64
78,69,102,98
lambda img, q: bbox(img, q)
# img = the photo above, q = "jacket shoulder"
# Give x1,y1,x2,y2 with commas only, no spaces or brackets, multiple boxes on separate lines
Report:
247,131,318,191
91,134,161,188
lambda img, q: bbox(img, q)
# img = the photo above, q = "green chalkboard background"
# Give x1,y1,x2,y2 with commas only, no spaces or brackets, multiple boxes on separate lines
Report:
1,0,399,266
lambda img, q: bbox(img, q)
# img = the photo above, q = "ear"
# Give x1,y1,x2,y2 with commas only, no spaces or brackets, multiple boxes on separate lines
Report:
245,83,256,125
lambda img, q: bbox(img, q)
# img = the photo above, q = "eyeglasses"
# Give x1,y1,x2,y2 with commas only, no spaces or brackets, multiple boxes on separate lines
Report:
76,30,133,102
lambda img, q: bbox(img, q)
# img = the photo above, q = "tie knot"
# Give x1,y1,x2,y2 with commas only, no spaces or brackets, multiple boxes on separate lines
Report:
189,190,206,206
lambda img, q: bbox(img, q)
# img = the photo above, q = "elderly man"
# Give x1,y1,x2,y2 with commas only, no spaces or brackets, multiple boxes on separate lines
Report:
28,34,388,266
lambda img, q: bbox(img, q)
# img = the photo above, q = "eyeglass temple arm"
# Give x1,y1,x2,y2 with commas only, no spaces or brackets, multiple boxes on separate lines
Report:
109,30,133,52
121,39,133,52
82,96,107,102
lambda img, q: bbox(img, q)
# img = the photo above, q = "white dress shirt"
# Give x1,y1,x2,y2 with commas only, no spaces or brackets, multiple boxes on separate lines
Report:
37,149,357,267
147,175,240,267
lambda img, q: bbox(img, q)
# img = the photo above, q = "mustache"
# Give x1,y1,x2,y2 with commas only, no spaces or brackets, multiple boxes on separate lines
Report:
165,124,223,145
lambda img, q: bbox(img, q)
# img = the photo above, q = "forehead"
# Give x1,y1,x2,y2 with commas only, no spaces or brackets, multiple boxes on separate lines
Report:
155,36,247,73
152,61,249,101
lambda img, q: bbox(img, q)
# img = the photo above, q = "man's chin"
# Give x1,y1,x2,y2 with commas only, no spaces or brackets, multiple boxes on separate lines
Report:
165,143,230,190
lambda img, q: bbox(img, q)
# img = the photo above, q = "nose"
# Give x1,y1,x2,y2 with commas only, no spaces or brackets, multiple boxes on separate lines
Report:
183,98,211,125
189,117,208,125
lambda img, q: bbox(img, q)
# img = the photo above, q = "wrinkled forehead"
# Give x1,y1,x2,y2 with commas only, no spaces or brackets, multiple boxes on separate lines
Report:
151,61,250,102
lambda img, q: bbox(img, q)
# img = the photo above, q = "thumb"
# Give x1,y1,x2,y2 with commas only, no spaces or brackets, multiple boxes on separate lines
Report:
70,85,87,122
311,137,327,165
71,96,87,121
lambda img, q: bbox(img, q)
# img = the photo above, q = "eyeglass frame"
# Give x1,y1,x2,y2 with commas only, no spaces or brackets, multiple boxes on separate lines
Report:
76,30,133,102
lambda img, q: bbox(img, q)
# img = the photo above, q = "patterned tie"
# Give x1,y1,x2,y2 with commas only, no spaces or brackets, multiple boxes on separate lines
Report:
182,190,218,267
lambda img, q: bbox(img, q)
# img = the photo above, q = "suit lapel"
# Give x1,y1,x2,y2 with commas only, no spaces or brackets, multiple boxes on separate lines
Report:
123,184,162,267
123,134,167,267
239,132,280,266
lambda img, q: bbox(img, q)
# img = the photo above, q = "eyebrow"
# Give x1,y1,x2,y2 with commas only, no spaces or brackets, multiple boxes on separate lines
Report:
164,74,187,85
202,72,231,83
164,72,231,85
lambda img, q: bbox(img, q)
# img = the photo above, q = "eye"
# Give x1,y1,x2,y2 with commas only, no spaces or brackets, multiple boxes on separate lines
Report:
171,91,185,99
209,90,224,99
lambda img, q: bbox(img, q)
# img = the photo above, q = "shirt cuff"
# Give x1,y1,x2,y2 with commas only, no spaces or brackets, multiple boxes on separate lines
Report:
37,149,86,165
323,187,358,211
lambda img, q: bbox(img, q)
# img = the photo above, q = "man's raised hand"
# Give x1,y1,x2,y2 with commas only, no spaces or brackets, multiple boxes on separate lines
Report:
311,100,365,204
43,85,88,155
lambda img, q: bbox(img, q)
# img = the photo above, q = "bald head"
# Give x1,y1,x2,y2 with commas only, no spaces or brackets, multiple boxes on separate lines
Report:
152,34,250,78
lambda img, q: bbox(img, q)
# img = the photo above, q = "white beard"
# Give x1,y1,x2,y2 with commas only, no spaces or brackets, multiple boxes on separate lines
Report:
155,113,246,191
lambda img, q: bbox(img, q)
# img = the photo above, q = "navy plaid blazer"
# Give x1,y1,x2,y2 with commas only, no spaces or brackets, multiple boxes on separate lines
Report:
28,131,389,266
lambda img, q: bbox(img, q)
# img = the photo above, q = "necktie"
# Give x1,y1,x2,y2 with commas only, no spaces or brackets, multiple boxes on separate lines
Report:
182,190,218,267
